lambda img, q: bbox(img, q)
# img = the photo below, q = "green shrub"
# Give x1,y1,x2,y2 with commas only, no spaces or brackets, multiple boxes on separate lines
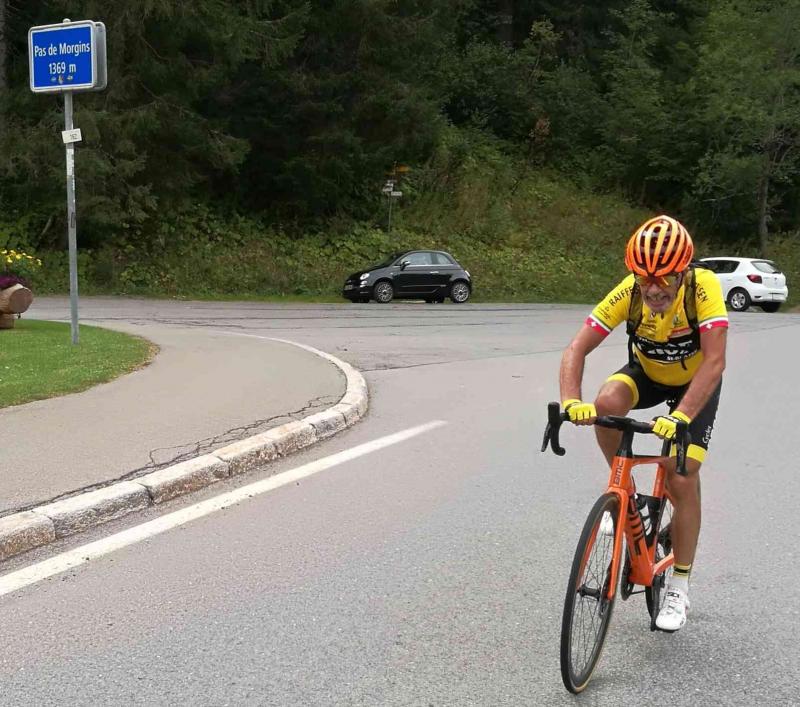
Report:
27,137,798,307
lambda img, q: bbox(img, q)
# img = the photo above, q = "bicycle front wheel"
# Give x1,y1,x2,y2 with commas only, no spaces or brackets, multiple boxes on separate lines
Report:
560,493,621,694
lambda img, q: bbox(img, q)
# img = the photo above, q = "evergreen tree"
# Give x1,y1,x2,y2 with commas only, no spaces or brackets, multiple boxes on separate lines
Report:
0,0,308,248
595,0,688,203
0,0,6,92
691,0,800,250
230,1,450,219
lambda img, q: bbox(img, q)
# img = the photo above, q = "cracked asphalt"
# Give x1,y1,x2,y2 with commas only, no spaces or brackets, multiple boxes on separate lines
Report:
0,311,343,516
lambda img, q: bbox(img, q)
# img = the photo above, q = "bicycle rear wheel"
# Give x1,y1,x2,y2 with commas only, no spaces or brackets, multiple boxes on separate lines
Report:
645,496,673,630
560,493,621,694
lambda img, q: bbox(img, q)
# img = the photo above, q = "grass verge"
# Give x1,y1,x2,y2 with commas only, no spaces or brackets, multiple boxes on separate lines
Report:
0,319,156,409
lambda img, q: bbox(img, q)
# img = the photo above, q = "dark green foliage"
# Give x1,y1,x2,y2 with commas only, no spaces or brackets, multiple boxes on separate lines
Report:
230,1,447,218
688,0,800,252
1,0,799,270
0,0,309,247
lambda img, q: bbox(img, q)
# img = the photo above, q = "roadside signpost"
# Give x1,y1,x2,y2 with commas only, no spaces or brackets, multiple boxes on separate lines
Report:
28,19,107,344
382,164,409,233
382,179,403,234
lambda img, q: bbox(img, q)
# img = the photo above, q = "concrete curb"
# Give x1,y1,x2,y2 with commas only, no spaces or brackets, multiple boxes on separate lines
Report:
0,339,367,563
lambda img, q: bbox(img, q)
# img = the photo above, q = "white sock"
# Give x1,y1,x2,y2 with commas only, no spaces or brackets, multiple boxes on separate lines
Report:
669,573,689,594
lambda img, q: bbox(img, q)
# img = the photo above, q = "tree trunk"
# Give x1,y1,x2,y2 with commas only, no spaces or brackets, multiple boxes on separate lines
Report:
0,0,6,93
496,1,514,45
0,284,33,314
756,173,769,258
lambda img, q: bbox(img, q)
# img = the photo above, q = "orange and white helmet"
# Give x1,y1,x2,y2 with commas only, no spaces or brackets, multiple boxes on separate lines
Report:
624,215,694,277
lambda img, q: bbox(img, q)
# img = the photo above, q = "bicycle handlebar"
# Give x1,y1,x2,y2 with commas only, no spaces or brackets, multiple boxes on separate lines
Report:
540,401,690,476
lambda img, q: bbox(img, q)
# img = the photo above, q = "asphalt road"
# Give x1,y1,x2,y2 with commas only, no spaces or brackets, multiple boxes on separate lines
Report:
1,299,798,706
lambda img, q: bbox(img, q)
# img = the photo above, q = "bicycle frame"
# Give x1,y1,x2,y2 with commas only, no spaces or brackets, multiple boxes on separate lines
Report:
550,402,690,692
542,402,688,601
604,451,673,601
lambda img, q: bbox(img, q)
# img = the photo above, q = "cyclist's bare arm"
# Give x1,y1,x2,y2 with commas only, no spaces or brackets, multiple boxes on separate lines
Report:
673,327,727,420
559,325,606,403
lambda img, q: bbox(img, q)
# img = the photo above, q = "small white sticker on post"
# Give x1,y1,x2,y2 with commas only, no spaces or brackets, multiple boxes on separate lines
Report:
62,128,82,144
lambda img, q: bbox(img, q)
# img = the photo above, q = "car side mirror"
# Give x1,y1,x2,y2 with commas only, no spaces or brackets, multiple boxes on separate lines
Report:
399,260,409,270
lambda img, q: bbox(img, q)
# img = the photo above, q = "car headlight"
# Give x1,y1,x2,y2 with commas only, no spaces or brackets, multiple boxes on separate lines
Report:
359,273,370,282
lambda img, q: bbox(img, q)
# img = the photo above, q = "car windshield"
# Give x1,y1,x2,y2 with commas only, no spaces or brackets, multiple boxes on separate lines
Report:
373,252,405,268
752,260,781,274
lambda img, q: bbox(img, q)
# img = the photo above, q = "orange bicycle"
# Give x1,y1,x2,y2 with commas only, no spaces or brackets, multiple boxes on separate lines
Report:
541,402,690,694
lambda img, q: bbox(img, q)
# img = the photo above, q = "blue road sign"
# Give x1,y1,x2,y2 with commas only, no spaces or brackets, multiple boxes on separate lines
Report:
29,21,97,93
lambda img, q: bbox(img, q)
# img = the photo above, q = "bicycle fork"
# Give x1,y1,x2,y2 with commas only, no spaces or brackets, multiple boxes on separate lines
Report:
605,454,672,600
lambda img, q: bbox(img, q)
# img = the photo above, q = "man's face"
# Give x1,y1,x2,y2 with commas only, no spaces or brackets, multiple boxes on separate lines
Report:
637,272,683,313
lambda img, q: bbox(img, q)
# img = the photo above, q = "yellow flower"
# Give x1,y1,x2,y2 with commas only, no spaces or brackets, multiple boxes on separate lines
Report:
36,259,42,266
5,257,12,264
15,254,22,260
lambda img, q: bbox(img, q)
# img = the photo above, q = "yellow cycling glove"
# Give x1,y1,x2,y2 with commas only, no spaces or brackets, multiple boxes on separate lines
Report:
563,398,597,423
652,410,692,440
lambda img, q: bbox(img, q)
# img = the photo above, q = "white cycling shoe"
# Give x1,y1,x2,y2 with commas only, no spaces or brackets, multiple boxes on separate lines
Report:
656,586,690,632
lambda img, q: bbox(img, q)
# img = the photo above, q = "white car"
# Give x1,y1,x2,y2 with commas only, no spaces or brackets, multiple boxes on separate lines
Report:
699,257,788,312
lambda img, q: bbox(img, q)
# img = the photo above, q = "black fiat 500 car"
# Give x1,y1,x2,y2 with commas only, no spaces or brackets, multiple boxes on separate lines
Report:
342,250,472,303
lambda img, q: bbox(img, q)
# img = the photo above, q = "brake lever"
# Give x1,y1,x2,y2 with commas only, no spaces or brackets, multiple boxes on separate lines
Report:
541,402,566,456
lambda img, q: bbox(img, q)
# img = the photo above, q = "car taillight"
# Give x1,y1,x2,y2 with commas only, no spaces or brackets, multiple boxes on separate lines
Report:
747,274,762,283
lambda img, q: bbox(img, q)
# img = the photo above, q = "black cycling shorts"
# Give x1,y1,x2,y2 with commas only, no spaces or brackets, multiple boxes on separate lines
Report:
606,362,722,463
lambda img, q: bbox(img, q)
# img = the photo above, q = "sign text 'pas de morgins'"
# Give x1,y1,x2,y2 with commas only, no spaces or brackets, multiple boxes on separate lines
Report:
28,20,107,93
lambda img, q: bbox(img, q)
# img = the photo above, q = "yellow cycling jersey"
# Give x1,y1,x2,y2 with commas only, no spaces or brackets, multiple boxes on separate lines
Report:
586,269,728,386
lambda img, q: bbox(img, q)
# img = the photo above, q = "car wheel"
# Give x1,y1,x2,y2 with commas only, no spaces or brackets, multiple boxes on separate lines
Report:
728,287,751,312
760,302,780,313
449,281,470,303
374,281,394,303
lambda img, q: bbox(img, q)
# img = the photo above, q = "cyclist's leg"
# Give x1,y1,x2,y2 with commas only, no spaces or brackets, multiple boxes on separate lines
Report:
656,381,722,630
657,455,700,630
593,381,633,466
663,457,702,566
593,362,660,466
663,381,722,568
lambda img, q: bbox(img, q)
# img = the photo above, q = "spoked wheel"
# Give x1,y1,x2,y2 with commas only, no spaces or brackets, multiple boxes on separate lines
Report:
373,281,394,303
561,493,620,694
645,497,673,631
449,281,470,303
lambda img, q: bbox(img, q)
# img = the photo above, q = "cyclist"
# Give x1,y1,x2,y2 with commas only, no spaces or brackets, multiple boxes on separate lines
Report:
558,214,728,632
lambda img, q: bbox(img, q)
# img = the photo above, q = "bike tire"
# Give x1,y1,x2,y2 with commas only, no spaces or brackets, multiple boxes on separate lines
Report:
560,493,621,694
645,497,673,630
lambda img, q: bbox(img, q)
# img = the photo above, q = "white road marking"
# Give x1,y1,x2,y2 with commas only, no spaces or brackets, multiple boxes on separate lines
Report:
0,421,446,597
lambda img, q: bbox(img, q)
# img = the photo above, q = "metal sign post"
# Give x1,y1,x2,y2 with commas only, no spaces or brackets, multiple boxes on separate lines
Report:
29,18,107,344
64,92,79,344
381,165,409,235
381,180,403,234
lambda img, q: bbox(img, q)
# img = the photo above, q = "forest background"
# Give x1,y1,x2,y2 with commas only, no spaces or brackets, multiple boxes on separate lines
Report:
1,0,799,306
